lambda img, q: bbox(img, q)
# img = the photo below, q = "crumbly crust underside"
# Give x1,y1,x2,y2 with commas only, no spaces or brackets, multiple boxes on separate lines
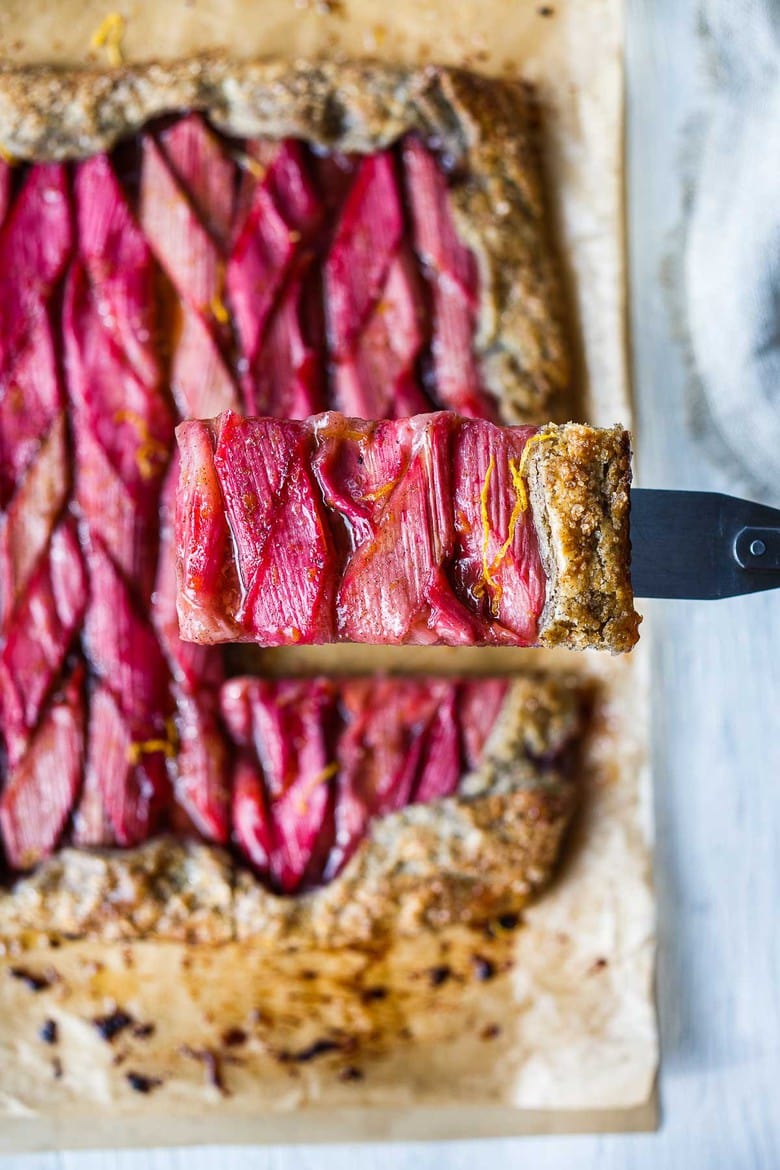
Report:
531,423,641,653
0,55,570,424
0,676,587,948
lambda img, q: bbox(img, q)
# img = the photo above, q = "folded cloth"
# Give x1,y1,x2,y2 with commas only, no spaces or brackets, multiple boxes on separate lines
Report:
685,0,780,503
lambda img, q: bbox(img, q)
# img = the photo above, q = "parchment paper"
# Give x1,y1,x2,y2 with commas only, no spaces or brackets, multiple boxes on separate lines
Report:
0,0,658,1147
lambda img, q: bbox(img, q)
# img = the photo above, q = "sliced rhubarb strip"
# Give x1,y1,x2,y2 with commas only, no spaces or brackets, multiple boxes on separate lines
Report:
315,411,467,646
265,140,322,236
172,690,230,844
326,679,440,877
459,679,509,771
229,142,323,409
233,140,321,243
231,140,283,244
0,519,87,768
246,256,326,419
267,678,336,891
402,137,492,419
0,312,61,507
0,666,85,870
75,688,129,849
231,753,274,881
0,159,10,228
431,275,496,420
223,678,336,892
330,414,476,644
63,260,170,500
83,538,173,733
67,153,179,847
63,260,172,601
139,136,223,321
452,419,547,644
75,156,160,390
227,183,296,370
0,164,72,373
153,463,230,844
410,686,462,804
71,750,115,848
402,137,477,296
325,153,405,359
176,420,238,644
170,304,239,420
154,460,226,694
346,680,447,817
0,413,68,625
208,411,335,644
140,127,240,414
159,114,237,250
221,677,297,791
141,125,239,846
220,676,474,886
239,465,336,647
312,415,411,538
78,683,171,849
140,129,239,427
332,245,430,419
79,536,174,846
70,420,157,602
176,415,637,650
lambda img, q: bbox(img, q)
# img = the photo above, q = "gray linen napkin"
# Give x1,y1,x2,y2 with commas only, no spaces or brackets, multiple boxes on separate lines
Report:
684,0,780,503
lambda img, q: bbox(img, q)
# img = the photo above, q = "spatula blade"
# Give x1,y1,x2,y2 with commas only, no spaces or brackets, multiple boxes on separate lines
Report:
630,489,780,600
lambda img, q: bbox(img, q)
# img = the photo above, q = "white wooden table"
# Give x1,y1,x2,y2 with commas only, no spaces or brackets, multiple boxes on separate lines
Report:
4,1,779,1166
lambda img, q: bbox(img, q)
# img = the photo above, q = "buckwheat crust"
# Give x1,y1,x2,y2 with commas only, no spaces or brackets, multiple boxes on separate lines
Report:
0,58,582,947
0,675,586,947
530,423,641,653
0,56,570,424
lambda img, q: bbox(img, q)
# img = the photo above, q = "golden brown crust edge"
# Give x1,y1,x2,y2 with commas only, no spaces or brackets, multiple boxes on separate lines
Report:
0,675,586,951
0,54,569,425
530,423,641,653
0,57,577,948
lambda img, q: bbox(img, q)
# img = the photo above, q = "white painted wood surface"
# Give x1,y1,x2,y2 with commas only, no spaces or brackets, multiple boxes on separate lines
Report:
3,0,779,1165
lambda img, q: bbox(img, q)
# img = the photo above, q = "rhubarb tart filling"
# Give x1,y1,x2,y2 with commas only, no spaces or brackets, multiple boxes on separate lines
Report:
0,60,588,942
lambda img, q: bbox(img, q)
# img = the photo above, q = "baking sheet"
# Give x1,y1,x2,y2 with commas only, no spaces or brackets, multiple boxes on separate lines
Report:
0,0,657,1146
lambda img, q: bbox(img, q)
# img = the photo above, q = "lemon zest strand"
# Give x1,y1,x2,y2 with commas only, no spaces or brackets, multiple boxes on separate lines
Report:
487,457,526,577
234,151,266,179
295,762,339,814
480,432,556,611
209,260,230,324
115,409,167,481
365,479,396,503
90,12,125,67
127,738,176,765
209,292,229,324
479,453,497,596
127,716,179,765
513,430,556,513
